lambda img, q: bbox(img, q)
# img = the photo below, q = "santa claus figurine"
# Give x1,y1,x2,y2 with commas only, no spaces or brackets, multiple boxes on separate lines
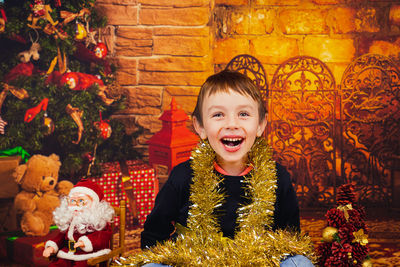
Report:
42,179,115,266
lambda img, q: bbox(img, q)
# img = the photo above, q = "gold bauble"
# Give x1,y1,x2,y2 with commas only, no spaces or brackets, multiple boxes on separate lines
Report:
322,226,338,242
362,258,373,267
75,22,87,40
43,116,55,135
0,18,5,33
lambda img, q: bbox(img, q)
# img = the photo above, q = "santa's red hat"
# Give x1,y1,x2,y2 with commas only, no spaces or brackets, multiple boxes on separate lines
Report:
69,179,104,204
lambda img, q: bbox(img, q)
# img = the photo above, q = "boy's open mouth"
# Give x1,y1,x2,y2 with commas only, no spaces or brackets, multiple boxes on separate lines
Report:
221,137,243,147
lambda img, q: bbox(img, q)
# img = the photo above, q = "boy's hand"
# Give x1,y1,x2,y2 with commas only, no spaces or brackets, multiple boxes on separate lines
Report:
43,246,55,258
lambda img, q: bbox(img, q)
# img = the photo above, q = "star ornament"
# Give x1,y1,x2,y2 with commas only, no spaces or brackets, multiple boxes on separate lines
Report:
352,229,368,246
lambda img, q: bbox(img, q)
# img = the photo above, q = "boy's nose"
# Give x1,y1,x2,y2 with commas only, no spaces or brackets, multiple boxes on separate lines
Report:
225,115,239,129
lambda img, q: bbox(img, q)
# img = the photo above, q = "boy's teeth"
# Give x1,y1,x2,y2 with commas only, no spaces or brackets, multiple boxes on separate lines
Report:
224,138,241,141
221,138,243,147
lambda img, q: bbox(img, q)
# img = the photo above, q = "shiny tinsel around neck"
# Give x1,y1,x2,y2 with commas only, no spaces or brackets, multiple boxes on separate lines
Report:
118,137,315,266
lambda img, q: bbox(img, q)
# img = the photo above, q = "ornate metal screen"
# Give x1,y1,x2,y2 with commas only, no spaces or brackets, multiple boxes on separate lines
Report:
225,54,400,209
225,54,268,101
340,54,400,207
268,56,338,208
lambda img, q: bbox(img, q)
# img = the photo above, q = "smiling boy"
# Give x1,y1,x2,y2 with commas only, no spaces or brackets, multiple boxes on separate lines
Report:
133,70,315,266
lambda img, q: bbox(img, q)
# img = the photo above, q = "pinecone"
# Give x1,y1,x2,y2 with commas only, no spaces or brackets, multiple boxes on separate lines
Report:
352,242,369,265
326,208,347,228
326,242,353,267
348,209,366,230
337,183,356,205
338,223,357,243
316,242,332,266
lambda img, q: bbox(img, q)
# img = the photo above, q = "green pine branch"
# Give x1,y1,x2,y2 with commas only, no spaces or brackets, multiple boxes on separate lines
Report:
0,0,139,181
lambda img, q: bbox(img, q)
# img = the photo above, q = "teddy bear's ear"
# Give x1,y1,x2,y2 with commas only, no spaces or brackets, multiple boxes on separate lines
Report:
13,164,28,184
49,154,61,168
49,154,60,161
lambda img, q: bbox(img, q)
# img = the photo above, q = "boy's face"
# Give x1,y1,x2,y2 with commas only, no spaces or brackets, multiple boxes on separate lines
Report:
193,89,267,173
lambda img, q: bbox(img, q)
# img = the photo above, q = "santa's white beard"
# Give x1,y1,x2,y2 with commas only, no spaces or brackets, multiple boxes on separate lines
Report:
53,197,115,235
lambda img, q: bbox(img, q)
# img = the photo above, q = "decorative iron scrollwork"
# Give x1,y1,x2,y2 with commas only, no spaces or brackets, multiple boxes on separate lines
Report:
268,56,338,208
227,53,400,209
340,54,400,206
225,54,268,101
341,54,400,123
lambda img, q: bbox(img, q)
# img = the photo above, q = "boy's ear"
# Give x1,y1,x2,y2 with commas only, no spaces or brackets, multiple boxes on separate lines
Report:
256,114,267,137
193,116,207,139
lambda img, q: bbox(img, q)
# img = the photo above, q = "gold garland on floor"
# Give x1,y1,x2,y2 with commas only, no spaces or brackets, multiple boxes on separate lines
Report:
118,137,315,266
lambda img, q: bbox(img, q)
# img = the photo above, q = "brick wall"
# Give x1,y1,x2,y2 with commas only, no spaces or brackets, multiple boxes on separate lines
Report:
95,0,400,157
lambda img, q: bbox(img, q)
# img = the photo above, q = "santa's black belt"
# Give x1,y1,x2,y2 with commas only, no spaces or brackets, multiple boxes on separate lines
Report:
66,240,80,252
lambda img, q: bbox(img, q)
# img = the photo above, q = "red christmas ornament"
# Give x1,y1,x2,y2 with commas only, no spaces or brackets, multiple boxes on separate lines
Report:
82,152,94,163
24,98,48,123
93,42,107,59
59,72,103,90
3,62,40,83
58,72,114,105
94,111,111,140
73,42,111,75
96,121,111,139
31,0,45,17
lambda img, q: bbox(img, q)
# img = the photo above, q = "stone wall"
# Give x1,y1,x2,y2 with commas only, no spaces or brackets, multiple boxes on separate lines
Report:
95,0,400,158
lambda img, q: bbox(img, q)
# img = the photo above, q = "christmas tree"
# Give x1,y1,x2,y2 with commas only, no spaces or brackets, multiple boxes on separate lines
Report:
0,0,138,181
316,183,372,266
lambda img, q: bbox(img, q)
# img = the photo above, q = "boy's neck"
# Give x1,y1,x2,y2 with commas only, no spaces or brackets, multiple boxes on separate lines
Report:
214,161,252,176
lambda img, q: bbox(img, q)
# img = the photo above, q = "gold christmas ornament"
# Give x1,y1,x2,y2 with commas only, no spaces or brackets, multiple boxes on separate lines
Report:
66,104,83,144
352,229,369,246
337,203,353,221
43,114,55,135
362,258,373,267
322,226,338,242
74,21,87,40
0,18,5,33
119,138,315,266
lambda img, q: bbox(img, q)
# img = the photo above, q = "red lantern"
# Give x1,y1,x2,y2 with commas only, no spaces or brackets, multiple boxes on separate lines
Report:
148,98,199,174
93,42,108,59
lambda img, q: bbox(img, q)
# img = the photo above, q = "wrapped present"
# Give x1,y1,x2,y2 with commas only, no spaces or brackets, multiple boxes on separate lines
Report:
89,160,157,228
0,155,21,199
1,227,60,266
0,156,22,232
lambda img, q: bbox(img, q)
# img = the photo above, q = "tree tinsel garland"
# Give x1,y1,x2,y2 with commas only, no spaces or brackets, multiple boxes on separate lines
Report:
118,137,315,266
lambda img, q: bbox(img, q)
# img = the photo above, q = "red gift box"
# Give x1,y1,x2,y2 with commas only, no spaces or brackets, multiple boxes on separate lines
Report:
89,160,157,228
1,228,61,266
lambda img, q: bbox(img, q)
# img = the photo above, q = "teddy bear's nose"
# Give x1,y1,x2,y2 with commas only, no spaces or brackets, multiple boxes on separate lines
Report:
49,180,54,186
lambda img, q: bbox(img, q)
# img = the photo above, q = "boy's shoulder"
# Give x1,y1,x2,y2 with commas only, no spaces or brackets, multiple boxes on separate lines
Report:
168,159,194,185
171,159,192,173
274,162,292,186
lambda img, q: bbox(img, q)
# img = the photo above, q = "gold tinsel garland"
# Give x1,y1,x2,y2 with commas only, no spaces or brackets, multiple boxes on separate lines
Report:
118,138,315,266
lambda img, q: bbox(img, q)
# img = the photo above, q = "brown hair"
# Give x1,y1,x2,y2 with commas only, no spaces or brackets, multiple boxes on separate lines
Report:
192,70,267,126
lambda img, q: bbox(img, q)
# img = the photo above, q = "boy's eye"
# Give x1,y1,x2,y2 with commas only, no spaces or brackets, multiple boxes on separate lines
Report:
239,111,250,117
212,112,223,118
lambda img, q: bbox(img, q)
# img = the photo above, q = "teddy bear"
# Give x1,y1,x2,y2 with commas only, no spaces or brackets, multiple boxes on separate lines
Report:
13,154,74,236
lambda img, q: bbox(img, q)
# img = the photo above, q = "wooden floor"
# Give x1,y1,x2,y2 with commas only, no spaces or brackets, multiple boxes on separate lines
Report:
2,211,400,266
